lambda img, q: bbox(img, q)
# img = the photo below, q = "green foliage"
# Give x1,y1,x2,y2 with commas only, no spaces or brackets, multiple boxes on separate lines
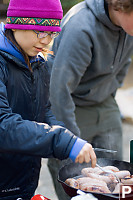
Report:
61,0,83,15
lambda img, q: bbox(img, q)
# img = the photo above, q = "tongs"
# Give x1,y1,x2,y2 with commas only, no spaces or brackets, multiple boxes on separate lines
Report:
96,163,120,183
93,148,117,154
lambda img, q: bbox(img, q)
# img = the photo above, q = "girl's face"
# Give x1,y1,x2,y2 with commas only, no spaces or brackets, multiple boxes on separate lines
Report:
12,29,52,56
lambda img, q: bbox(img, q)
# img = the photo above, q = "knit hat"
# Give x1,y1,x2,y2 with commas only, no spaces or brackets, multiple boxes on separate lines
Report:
5,0,63,32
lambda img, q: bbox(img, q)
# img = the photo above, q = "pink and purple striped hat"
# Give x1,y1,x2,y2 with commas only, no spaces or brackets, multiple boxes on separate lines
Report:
5,0,63,32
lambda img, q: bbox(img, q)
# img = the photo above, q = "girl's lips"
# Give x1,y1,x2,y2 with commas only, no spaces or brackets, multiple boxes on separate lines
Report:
35,47,43,52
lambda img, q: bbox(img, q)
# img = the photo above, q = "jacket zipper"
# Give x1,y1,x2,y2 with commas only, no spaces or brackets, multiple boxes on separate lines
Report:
113,30,126,65
119,32,126,62
30,71,36,120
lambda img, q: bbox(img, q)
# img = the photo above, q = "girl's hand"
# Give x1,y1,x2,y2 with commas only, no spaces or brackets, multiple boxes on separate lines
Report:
75,143,96,168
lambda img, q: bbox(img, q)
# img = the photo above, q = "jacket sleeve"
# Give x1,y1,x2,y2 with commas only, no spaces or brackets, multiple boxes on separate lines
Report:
48,18,92,137
0,67,77,160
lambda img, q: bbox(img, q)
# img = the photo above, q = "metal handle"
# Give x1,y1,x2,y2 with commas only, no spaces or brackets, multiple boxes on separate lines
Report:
93,148,117,153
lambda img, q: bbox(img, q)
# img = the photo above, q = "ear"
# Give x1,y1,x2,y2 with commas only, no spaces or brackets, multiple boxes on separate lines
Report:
12,29,16,32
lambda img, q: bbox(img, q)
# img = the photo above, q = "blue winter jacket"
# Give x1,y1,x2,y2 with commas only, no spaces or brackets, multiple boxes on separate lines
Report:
0,23,79,200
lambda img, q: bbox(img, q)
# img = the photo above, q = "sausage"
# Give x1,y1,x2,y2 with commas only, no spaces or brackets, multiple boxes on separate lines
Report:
121,177,133,184
102,166,119,172
81,166,119,177
79,184,111,193
85,172,117,184
77,177,111,193
114,170,131,179
81,167,102,176
77,177,107,186
65,178,79,189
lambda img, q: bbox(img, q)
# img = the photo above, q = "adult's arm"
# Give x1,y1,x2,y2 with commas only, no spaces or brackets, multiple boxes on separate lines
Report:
49,18,92,137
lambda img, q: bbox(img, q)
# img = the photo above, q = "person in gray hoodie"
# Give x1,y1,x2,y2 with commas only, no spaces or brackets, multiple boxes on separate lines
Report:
47,0,133,199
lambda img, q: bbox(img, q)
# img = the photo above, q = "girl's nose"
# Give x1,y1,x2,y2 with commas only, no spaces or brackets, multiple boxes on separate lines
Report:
40,35,52,45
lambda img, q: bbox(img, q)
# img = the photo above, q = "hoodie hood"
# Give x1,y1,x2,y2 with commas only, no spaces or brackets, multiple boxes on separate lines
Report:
0,22,27,65
85,0,121,31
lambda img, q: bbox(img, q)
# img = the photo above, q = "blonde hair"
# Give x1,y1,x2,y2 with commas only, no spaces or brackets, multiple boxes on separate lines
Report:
41,48,54,60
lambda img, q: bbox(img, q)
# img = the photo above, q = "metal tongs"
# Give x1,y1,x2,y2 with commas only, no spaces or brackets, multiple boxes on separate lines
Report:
96,163,120,184
93,148,117,154
93,148,120,183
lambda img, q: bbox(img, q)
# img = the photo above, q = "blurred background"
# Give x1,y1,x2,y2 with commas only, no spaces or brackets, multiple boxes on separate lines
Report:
0,0,84,16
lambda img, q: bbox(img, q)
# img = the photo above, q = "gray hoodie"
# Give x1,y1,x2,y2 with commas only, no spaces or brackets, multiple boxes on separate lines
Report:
48,0,133,136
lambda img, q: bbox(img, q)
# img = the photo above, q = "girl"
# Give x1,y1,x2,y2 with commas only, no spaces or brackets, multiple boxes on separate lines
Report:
0,0,96,199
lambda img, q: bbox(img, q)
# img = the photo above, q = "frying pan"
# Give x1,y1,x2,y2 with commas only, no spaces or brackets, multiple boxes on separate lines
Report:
58,158,133,200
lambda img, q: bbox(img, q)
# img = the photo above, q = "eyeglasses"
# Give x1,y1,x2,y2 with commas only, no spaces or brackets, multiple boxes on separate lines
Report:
33,30,60,39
